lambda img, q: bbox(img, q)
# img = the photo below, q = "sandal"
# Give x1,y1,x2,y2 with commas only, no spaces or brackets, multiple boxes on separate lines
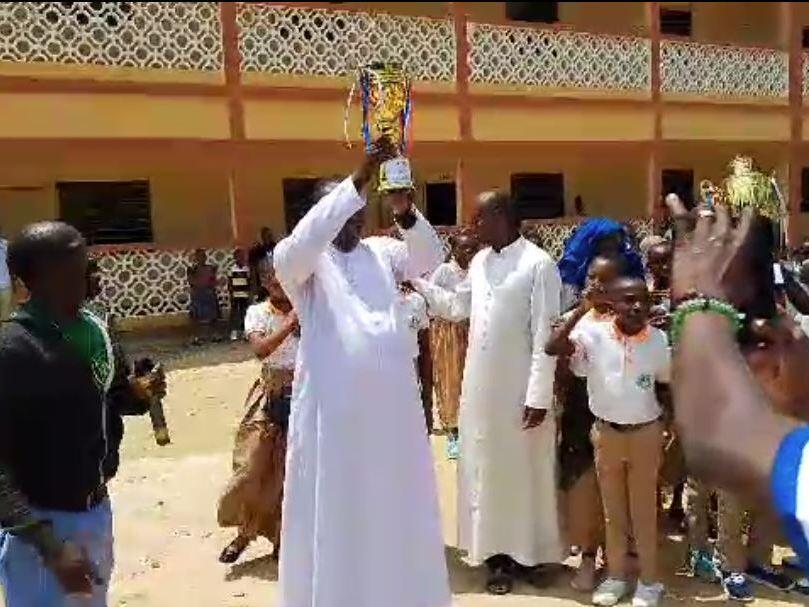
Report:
486,566,514,595
219,536,249,564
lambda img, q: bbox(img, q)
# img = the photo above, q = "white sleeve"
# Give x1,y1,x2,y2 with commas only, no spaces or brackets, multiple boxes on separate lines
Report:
569,325,593,378
523,258,562,410
370,210,445,282
413,294,429,331
244,305,264,336
430,263,453,290
273,177,365,289
413,273,472,322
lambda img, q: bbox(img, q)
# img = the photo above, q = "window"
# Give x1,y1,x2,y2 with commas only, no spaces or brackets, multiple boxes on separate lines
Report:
282,178,322,233
801,168,809,213
660,8,692,37
802,27,809,50
505,2,558,24
510,173,564,220
662,169,695,209
425,182,457,226
58,180,153,245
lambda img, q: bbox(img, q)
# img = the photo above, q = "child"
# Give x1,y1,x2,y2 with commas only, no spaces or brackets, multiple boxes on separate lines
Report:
551,276,670,607
228,248,251,342
546,255,619,592
188,248,219,343
429,232,478,459
218,262,298,564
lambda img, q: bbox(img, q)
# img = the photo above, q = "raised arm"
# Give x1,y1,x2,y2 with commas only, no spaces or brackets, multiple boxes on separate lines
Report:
545,303,590,356
274,139,394,288
524,257,562,411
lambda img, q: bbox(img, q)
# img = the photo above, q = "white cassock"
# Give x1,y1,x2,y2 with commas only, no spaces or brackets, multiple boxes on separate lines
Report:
273,177,451,607
415,236,563,566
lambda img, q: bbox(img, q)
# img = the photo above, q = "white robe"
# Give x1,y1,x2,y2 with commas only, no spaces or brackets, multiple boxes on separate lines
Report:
274,177,451,607
416,236,563,566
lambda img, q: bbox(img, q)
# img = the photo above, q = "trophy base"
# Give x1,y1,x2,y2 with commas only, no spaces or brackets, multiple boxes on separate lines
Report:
378,156,414,193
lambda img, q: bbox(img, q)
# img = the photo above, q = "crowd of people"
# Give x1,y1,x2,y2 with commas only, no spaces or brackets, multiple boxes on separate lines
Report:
1,137,809,607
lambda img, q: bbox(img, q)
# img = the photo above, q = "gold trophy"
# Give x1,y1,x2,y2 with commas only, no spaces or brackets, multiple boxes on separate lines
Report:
345,62,414,191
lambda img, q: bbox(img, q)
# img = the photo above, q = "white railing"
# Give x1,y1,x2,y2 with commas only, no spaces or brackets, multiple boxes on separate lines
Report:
0,2,223,71
468,23,650,91
236,3,456,81
94,247,234,320
803,51,809,97
661,40,787,98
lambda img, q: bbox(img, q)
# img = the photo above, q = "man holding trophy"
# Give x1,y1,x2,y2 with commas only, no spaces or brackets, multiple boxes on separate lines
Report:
273,64,450,607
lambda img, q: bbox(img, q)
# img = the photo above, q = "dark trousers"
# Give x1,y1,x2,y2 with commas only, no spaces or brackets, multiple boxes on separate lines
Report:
230,297,250,332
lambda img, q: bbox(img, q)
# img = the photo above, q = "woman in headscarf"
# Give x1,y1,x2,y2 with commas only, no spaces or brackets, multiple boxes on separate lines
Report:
557,218,644,312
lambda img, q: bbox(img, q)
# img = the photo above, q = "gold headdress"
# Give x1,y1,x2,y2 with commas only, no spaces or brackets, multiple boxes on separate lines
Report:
700,156,783,220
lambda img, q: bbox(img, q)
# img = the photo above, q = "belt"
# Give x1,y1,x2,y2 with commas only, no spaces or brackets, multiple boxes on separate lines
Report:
597,418,659,433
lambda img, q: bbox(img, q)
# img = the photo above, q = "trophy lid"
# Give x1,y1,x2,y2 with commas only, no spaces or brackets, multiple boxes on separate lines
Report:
378,156,414,193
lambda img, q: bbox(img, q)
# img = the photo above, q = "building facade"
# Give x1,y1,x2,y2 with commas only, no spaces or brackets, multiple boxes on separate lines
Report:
0,2,805,323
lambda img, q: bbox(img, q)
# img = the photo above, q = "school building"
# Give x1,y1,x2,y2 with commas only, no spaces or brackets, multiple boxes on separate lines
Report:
0,2,807,325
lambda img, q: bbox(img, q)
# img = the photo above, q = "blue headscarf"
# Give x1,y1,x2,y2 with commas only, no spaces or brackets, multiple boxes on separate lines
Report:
557,218,644,289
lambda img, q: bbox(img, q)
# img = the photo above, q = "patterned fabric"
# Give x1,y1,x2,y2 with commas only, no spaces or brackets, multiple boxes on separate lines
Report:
429,319,468,431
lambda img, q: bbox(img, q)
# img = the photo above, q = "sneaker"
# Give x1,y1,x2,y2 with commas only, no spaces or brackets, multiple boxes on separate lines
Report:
632,581,664,607
746,564,795,591
229,330,239,342
722,572,754,602
446,435,459,460
593,578,630,606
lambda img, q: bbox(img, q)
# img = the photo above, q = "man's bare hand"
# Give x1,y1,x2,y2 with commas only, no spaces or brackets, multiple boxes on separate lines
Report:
353,137,397,191
522,407,547,430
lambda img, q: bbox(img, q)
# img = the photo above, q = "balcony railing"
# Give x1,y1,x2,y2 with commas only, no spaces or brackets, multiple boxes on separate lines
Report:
661,40,788,99
0,2,223,71
468,22,651,92
0,3,804,102
236,3,456,81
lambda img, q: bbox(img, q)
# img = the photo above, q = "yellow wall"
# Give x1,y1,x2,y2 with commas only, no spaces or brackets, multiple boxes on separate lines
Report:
690,2,781,47
0,93,230,140
0,160,232,246
244,99,459,142
662,106,790,142
461,146,648,219
473,104,653,141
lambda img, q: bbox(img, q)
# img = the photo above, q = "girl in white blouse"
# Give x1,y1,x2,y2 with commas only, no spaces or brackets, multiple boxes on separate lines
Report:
218,265,299,565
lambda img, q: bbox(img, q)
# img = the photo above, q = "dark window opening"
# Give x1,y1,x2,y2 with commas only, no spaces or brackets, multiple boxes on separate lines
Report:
58,180,153,245
662,169,695,210
283,178,323,233
660,8,692,37
511,173,565,220
801,168,809,213
802,27,809,49
425,182,457,226
506,2,558,24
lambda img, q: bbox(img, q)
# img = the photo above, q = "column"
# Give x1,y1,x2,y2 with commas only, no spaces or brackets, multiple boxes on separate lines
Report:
451,2,474,223
646,2,663,224
781,2,803,245
221,2,248,244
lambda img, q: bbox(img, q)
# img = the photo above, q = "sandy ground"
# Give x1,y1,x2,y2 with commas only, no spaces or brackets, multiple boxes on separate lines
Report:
8,336,806,606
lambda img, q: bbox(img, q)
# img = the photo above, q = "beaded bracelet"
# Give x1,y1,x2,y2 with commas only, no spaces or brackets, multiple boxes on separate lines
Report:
669,297,745,346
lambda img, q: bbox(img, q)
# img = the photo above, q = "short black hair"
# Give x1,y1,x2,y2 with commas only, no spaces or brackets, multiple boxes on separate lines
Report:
7,221,85,286
481,190,521,228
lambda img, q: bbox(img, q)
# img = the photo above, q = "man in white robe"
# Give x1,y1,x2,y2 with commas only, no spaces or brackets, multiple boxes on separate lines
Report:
415,190,562,594
273,142,451,607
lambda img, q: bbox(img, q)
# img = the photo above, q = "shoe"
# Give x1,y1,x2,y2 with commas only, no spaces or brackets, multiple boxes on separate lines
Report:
446,435,459,460
229,330,239,342
722,572,754,602
593,578,630,606
746,564,795,591
632,581,664,607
